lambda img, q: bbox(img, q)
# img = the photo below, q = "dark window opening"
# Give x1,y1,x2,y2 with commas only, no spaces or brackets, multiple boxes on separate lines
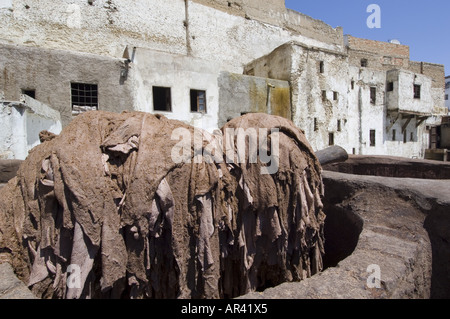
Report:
21,89,36,99
190,89,207,113
370,87,377,104
387,82,394,92
403,131,407,144
322,90,327,102
153,86,172,112
329,132,334,146
314,118,318,132
333,91,338,101
414,84,421,99
392,129,396,141
351,81,355,90
337,119,342,132
410,132,414,142
361,59,368,67
370,130,376,147
71,82,98,110
319,61,324,74
445,94,448,101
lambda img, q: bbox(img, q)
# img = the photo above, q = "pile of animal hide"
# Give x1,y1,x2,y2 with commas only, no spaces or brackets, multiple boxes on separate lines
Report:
0,111,325,299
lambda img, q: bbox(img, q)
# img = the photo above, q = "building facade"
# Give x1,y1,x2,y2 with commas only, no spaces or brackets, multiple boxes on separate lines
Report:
446,76,450,112
0,0,446,159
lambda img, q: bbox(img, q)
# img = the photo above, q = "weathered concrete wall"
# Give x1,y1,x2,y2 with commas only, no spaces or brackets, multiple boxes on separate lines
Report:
0,95,61,160
0,0,188,58
217,72,290,128
386,70,433,115
132,48,221,131
446,77,450,111
0,0,344,73
0,43,134,126
246,42,350,152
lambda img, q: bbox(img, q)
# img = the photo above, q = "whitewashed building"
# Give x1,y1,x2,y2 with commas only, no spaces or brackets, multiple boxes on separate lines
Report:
0,0,446,159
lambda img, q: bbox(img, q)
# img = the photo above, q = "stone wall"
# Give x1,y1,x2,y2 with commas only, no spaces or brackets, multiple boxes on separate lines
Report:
0,43,134,126
218,72,290,128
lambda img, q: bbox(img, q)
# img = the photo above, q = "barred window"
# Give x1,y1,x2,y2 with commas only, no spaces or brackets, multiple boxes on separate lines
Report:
71,83,98,114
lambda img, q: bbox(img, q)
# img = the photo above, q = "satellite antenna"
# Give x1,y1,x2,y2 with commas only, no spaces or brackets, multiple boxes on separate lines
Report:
389,39,401,45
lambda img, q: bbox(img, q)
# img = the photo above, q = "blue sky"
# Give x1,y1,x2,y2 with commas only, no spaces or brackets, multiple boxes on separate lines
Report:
285,0,449,75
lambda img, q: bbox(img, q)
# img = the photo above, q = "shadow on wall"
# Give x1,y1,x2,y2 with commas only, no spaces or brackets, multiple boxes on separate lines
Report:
424,203,450,299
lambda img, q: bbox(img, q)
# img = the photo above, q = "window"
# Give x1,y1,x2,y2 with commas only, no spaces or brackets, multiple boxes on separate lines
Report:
392,129,396,141
387,82,394,92
403,131,407,144
361,59,368,67
329,132,334,146
71,82,98,110
370,87,377,104
153,86,172,112
351,81,355,90
337,119,342,132
410,132,414,142
370,130,376,147
333,91,338,101
21,89,36,99
190,89,207,113
446,94,449,101
322,90,327,101
319,61,324,74
414,84,421,99
314,118,318,132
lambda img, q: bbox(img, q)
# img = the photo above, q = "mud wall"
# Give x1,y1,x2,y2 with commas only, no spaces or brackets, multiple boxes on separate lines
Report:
324,155,450,179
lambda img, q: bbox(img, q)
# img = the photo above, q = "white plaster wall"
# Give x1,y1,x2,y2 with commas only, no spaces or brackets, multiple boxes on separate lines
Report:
0,0,187,57
0,96,61,160
289,44,350,153
188,1,344,73
386,70,433,115
132,48,220,131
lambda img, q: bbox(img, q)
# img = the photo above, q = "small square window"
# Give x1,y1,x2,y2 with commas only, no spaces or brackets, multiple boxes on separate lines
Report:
387,82,394,92
361,59,368,67
414,84,421,99
21,89,36,99
153,86,172,112
190,89,207,113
